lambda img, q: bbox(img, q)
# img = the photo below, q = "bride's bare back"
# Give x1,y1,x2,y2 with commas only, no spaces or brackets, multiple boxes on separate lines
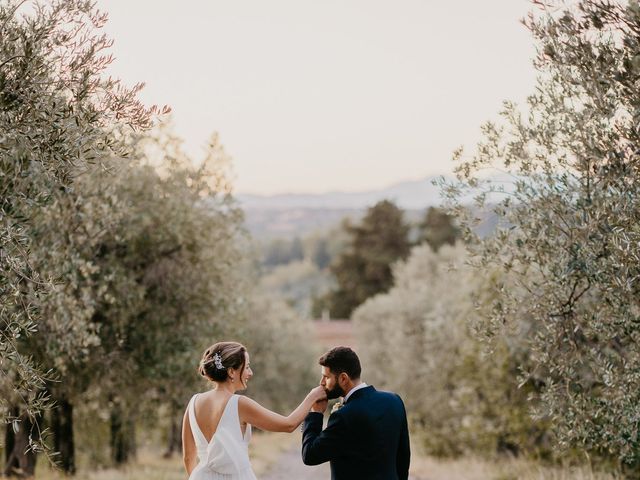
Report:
194,391,246,441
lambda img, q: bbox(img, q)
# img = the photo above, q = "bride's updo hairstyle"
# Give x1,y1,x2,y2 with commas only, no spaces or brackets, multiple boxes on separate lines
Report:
199,341,247,382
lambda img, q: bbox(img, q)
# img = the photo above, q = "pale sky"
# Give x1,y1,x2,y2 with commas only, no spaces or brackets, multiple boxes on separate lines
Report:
96,1,537,195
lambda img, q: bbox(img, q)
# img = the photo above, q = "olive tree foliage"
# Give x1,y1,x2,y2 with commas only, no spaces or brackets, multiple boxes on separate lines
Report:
0,0,164,422
353,244,547,458
24,124,244,468
97,127,243,398
441,0,640,468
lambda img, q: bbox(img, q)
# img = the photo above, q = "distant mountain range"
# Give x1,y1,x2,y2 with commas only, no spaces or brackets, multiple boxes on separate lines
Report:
237,175,449,211
236,173,507,243
237,176,451,240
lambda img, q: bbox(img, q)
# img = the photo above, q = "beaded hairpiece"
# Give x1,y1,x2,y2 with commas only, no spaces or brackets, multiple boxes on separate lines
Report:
212,352,225,370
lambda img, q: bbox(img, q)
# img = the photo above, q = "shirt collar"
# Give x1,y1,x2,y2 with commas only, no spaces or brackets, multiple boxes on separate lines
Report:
343,382,368,403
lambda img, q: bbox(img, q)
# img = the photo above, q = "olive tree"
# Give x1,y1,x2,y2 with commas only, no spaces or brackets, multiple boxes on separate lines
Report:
19,126,243,472
1,0,163,473
443,0,640,469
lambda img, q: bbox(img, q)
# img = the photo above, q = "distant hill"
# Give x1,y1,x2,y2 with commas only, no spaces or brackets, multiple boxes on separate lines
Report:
238,176,447,239
237,175,447,211
237,174,507,240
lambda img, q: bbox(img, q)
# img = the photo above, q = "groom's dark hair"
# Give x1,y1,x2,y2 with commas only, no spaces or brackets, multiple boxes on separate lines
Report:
319,346,361,380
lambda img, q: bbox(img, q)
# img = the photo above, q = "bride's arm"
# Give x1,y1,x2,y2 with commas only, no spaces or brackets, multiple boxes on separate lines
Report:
182,408,198,474
239,386,327,433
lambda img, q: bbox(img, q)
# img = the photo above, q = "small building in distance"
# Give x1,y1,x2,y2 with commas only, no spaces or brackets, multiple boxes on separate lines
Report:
313,319,356,351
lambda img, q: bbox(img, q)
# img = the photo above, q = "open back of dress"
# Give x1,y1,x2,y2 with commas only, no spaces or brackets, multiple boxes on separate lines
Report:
187,394,257,480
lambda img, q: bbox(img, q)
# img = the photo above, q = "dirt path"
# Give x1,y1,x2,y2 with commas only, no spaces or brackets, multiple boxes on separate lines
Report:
261,445,424,480
261,445,329,480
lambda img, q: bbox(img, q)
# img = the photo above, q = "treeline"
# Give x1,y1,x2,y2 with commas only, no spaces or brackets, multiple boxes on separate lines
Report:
261,231,340,271
0,2,315,477
316,202,459,318
258,203,459,319
356,0,640,477
261,205,458,271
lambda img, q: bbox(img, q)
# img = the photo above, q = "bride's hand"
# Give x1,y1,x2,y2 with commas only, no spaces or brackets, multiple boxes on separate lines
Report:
308,385,327,403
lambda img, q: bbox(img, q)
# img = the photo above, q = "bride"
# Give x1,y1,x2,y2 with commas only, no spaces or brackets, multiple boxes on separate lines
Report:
182,341,327,479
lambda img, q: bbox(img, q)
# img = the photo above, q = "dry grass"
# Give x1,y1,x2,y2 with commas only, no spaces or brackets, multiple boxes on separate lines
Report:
8,434,621,480
27,430,294,480
33,451,184,480
410,451,620,480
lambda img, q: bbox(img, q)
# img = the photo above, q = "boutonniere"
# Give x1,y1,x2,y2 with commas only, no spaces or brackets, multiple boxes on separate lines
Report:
331,399,344,414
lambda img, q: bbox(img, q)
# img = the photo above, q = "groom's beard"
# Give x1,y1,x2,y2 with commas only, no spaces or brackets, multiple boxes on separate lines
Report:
325,383,346,400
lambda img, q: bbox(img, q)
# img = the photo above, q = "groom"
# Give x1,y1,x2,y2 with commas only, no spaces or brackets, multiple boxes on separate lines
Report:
302,346,410,480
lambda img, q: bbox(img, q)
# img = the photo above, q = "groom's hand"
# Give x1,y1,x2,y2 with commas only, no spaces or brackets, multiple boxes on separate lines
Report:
311,398,328,414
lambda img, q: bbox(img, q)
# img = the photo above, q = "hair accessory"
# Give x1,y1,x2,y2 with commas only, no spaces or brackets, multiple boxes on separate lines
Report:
213,352,225,370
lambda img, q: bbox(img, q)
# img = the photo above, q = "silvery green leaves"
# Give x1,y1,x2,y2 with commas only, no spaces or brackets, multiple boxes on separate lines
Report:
0,0,156,447
443,0,640,471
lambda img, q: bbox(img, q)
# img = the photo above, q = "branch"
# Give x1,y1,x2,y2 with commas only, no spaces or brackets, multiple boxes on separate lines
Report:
0,54,26,69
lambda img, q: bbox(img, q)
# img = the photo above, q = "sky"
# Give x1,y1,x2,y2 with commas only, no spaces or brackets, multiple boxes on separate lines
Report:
96,1,538,195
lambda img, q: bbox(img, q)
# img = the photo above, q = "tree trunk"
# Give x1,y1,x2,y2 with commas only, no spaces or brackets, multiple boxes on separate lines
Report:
4,407,17,466
163,411,182,458
51,396,75,474
110,403,136,465
3,408,38,478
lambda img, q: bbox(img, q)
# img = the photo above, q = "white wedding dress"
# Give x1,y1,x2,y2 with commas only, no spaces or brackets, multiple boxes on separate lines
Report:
188,393,257,480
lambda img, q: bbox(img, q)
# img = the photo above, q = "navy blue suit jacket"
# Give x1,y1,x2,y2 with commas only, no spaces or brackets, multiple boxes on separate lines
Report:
302,385,410,480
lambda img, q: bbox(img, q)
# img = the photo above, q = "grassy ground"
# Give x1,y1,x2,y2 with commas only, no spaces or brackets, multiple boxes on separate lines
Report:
410,451,620,480
30,431,296,480
10,434,620,480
